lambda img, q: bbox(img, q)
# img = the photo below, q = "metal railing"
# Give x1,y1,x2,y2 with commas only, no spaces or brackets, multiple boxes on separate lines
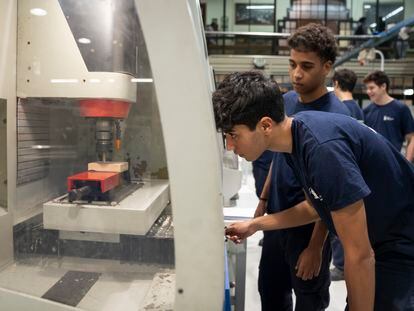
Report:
205,31,382,57
205,26,414,63
205,31,377,40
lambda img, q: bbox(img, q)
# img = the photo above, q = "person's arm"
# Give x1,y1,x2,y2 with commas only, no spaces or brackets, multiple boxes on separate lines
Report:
295,220,329,280
225,200,319,242
331,199,375,311
254,162,273,218
405,133,414,162
400,103,414,161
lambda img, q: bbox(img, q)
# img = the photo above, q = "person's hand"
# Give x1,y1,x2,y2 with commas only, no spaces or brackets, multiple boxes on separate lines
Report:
254,199,267,218
295,246,323,280
225,220,256,244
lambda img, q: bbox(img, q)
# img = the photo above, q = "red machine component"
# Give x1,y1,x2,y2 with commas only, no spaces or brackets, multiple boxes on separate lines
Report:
79,99,131,118
67,171,120,193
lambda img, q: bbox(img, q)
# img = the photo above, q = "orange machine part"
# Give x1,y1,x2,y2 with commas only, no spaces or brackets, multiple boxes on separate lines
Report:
115,139,121,151
67,171,120,193
79,99,131,118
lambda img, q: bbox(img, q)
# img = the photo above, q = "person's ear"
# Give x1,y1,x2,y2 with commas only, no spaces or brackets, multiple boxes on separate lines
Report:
323,60,333,74
259,117,273,133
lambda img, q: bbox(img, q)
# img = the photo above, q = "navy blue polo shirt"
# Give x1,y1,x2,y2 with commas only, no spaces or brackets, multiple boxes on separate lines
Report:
286,111,414,261
252,150,273,171
284,91,350,116
267,91,351,213
282,90,299,112
363,99,414,151
343,99,364,121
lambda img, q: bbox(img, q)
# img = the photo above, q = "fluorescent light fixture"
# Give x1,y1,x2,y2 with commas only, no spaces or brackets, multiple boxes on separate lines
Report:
403,89,414,96
50,79,79,83
30,8,47,16
384,6,404,20
31,145,51,149
327,86,334,92
78,38,91,44
364,4,371,9
89,78,100,83
246,5,274,10
130,78,153,83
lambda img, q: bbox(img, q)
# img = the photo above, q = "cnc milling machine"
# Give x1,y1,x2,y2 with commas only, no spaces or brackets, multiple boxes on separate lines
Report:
0,0,241,310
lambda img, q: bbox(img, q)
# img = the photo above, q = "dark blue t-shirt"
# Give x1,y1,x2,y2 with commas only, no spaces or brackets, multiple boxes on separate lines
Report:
286,111,414,261
268,91,351,213
252,150,273,171
282,90,299,113
363,99,414,151
343,99,364,121
284,91,350,116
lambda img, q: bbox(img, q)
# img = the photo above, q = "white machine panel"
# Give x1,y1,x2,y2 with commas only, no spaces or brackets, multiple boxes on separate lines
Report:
44,180,169,235
17,0,137,102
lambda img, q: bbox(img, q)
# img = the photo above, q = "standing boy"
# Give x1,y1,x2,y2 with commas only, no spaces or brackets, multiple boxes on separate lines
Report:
214,71,414,310
363,70,414,162
255,23,351,311
332,69,364,121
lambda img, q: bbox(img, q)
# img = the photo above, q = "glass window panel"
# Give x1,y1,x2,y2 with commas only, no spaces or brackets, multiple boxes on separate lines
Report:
6,1,175,309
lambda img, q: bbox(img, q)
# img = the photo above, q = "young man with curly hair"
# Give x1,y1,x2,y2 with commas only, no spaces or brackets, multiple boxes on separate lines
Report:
214,71,414,311
253,23,351,311
363,70,414,162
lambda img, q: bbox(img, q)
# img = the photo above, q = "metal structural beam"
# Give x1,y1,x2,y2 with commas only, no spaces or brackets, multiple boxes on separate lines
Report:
205,30,376,40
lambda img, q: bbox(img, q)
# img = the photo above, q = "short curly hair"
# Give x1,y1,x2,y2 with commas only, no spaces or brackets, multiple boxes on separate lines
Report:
212,71,285,133
332,69,358,92
287,23,337,63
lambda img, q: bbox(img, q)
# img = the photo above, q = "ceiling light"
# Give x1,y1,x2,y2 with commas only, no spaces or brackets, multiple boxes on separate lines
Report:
246,5,274,10
403,89,413,96
384,6,404,20
30,8,47,16
78,38,91,44
131,78,153,83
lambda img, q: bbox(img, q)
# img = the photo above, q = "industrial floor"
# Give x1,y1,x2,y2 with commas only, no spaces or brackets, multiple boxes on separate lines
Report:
239,160,347,311
0,256,174,310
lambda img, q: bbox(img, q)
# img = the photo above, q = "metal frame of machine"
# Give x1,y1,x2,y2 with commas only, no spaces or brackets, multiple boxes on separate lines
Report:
135,1,225,309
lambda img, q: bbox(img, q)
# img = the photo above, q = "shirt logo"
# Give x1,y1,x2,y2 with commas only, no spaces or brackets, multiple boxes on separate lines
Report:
309,187,323,201
383,115,394,121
